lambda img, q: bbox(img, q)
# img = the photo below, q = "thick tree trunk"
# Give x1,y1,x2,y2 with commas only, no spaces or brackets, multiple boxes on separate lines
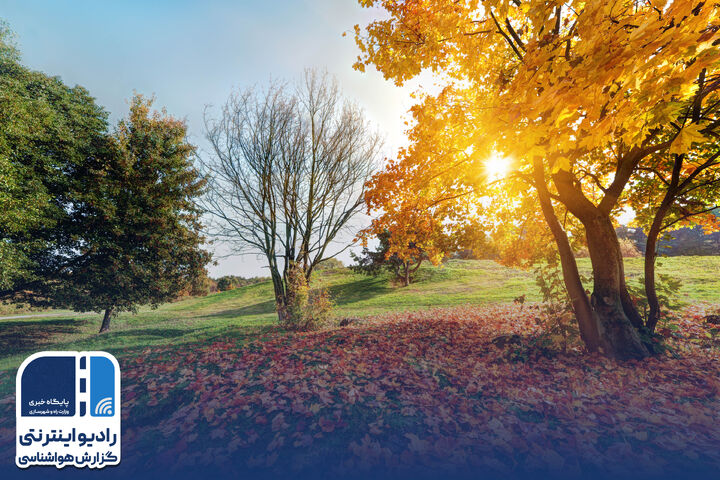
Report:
544,164,649,360
99,307,114,333
584,215,649,360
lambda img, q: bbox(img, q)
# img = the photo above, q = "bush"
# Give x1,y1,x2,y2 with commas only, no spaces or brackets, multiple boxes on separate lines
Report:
619,237,641,257
314,258,345,271
626,273,685,323
217,277,233,292
280,263,333,331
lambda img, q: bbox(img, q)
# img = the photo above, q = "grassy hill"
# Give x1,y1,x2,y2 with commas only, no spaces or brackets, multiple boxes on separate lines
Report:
1,257,719,371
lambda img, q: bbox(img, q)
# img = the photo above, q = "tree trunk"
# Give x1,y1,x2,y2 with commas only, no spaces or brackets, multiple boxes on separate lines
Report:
403,262,410,287
99,307,114,333
584,215,649,360
618,253,644,330
269,261,288,324
645,200,673,333
276,296,289,324
532,161,601,352
545,165,648,360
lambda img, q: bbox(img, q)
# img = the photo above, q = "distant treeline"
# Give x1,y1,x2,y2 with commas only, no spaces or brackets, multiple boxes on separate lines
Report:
618,224,720,256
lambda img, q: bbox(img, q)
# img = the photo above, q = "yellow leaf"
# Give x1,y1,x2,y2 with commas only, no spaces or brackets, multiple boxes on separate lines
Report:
550,156,571,173
669,124,705,155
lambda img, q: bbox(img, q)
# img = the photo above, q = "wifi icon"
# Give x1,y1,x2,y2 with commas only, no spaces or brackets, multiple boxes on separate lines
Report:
94,397,113,416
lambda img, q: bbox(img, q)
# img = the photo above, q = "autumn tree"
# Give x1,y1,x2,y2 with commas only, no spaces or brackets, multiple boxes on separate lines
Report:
629,138,720,332
203,70,380,324
354,0,720,359
355,148,489,286
28,96,211,332
352,231,427,286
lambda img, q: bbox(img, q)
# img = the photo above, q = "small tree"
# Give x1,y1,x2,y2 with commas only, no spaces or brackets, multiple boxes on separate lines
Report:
351,231,427,286
39,95,211,332
356,149,490,286
203,70,380,324
216,277,233,292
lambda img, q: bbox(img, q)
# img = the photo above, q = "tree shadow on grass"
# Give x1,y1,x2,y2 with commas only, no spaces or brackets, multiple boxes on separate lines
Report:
205,276,393,320
205,299,277,319
0,317,91,360
326,276,393,308
105,327,192,342
102,324,277,363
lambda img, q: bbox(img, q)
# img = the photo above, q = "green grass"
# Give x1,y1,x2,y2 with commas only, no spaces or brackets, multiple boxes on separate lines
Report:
1,256,719,372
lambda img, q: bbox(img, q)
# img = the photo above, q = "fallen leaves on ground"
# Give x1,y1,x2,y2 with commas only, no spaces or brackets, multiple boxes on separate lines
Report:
1,303,719,478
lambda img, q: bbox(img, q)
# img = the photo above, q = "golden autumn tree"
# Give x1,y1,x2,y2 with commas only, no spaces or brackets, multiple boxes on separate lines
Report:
358,147,489,286
627,129,720,333
354,0,720,359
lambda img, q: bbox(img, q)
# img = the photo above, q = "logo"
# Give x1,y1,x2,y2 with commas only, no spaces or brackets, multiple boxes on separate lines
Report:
16,351,121,469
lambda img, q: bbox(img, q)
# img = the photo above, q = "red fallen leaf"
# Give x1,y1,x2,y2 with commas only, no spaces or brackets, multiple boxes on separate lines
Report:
42,303,720,477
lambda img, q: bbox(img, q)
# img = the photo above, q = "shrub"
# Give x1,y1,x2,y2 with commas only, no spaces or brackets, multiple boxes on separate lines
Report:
217,277,233,292
619,237,641,257
280,263,333,331
314,258,345,271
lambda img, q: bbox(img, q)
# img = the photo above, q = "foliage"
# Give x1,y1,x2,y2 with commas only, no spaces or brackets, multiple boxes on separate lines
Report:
214,275,267,292
353,0,720,357
529,254,582,355
351,230,428,286
0,25,108,294
216,277,233,292
30,95,211,331
313,257,345,271
280,263,334,331
358,150,491,286
626,273,686,324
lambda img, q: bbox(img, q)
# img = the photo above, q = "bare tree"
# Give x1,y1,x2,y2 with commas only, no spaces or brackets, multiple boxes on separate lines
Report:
202,70,380,321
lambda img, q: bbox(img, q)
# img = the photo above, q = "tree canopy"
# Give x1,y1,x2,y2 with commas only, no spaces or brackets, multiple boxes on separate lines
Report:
354,0,720,358
0,25,109,294
42,96,212,332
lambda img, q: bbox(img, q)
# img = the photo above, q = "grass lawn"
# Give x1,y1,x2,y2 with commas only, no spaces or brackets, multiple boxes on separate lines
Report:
1,256,719,372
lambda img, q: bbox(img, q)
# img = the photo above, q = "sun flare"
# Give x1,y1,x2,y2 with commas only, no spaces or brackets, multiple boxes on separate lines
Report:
484,154,511,180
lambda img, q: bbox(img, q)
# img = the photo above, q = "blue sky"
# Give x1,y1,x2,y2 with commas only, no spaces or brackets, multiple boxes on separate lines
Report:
1,0,421,277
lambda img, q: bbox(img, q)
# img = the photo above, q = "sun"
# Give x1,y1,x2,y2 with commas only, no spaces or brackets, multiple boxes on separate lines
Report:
484,154,511,180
